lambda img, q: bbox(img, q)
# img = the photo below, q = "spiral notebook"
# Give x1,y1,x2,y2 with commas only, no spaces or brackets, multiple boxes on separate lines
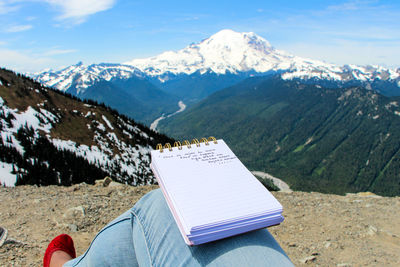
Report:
150,137,284,245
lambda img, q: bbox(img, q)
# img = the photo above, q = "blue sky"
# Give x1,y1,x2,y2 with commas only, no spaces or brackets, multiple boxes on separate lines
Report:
0,0,399,73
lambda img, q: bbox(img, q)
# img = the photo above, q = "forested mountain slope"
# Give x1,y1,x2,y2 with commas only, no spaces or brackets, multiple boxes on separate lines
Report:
159,76,400,196
0,68,173,186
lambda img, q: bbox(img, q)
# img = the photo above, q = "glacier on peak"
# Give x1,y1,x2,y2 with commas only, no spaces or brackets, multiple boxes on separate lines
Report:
123,29,398,84
34,29,399,94
125,29,290,75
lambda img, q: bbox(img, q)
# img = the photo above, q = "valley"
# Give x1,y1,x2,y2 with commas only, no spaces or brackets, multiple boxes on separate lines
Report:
158,76,400,196
150,100,186,131
2,30,400,197
34,30,400,127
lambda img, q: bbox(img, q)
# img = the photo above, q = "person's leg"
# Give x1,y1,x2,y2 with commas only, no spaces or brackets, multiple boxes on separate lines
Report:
62,209,138,267
62,188,293,267
131,189,294,267
51,251,73,267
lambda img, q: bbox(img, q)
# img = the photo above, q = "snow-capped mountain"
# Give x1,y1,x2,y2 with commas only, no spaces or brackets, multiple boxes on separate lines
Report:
125,29,399,84
34,62,180,124
36,62,144,94
35,29,399,96
0,68,172,186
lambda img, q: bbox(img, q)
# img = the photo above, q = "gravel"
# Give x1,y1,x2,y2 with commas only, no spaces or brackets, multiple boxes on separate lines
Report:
0,182,399,266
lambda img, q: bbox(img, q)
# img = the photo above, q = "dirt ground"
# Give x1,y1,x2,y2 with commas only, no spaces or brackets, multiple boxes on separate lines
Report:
1,182,399,266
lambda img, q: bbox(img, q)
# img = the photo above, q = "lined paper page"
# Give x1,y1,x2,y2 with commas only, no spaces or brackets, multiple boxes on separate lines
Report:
151,140,282,232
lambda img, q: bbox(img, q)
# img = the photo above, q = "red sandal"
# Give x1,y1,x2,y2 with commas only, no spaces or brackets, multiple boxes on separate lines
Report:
43,234,76,267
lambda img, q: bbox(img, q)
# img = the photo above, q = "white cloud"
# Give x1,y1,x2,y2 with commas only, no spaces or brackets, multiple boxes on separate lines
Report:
5,24,33,32
0,46,79,72
0,48,54,73
0,0,20,15
25,16,37,22
279,40,400,69
326,0,381,12
43,48,77,56
244,1,400,68
45,0,116,24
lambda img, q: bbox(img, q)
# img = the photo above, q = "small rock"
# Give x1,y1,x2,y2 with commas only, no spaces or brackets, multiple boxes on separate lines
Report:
63,206,85,219
311,252,319,256
324,242,331,248
356,192,381,198
300,256,316,264
4,238,25,246
68,224,78,232
109,181,123,188
103,176,112,187
95,177,111,187
367,225,378,236
65,185,80,192
337,263,352,267
288,242,297,247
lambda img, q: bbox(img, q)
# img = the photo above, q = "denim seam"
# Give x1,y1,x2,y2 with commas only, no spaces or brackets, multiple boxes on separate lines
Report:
131,209,154,267
71,217,131,266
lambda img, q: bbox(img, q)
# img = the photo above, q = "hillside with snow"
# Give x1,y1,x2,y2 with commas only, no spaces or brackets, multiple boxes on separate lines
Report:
33,62,180,124
0,68,173,187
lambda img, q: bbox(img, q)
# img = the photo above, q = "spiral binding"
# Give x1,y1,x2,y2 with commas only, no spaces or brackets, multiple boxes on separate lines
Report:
156,136,218,153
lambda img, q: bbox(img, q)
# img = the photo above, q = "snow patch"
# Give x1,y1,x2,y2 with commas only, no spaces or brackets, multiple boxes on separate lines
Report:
102,115,114,130
94,121,106,131
11,107,53,133
0,161,17,187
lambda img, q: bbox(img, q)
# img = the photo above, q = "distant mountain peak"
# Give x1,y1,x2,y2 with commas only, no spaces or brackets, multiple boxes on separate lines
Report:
34,29,400,98
125,29,291,75
122,29,399,84
34,63,144,93
204,29,273,51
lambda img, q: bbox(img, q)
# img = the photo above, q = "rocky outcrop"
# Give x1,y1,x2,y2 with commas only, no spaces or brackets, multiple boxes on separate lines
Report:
0,182,399,266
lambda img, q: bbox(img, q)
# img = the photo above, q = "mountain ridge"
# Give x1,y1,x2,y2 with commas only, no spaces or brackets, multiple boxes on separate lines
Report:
0,68,173,187
35,30,400,93
33,30,400,120
158,75,400,196
125,29,400,84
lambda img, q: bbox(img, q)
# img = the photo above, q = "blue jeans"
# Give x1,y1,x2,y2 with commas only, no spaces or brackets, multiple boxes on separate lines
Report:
64,189,293,266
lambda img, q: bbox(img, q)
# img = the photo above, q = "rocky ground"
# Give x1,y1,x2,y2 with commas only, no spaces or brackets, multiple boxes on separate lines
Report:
1,180,399,266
